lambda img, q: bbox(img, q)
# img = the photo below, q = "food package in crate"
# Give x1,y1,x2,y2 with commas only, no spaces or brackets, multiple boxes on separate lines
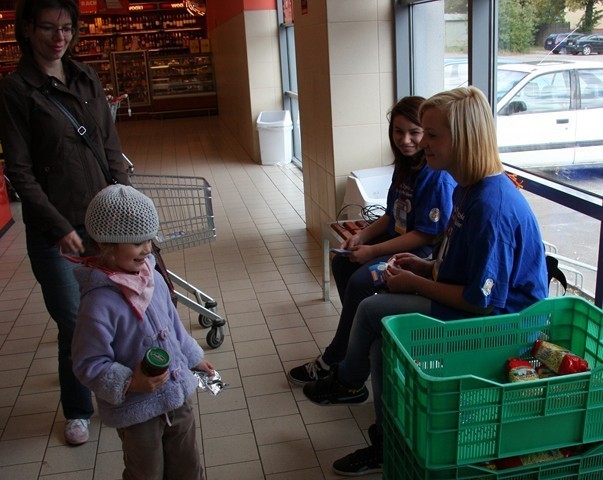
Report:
532,340,590,375
506,358,539,383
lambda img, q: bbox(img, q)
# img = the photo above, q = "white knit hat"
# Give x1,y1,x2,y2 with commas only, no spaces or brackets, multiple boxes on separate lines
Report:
85,185,159,244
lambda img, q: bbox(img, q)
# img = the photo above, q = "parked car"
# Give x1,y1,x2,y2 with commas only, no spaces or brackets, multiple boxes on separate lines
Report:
544,32,583,54
496,60,603,168
569,34,603,56
444,57,518,91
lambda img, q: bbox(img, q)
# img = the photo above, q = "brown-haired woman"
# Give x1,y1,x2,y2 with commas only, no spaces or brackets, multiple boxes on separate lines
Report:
288,96,455,385
0,0,128,445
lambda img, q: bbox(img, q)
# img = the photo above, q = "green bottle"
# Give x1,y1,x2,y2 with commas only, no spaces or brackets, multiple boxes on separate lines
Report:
141,347,170,376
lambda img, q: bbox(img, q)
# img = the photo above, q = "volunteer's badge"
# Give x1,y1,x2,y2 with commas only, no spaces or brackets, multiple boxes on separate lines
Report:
429,208,440,222
481,278,494,296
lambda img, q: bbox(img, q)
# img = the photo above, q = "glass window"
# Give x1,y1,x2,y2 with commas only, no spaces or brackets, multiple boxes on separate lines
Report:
277,0,301,166
502,71,571,114
578,69,603,110
496,69,528,101
496,4,601,302
444,59,468,90
411,0,468,99
397,0,602,304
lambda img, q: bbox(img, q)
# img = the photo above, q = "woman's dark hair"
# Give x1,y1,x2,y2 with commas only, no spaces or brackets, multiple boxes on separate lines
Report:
387,95,426,187
15,0,80,56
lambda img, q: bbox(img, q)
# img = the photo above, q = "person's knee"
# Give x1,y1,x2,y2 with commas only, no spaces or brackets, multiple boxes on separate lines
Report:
331,254,351,274
357,294,386,317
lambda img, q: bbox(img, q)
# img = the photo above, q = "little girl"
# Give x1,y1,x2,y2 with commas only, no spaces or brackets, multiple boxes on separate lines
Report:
72,184,212,480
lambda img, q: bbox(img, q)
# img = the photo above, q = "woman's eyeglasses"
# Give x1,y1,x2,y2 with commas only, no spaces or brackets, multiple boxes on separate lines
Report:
36,23,75,37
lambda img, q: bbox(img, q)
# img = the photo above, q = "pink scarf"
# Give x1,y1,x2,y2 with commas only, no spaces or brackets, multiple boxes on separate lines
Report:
107,259,155,321
65,255,155,320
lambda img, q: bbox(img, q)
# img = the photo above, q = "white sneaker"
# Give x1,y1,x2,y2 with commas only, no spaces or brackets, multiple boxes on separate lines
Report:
64,419,90,445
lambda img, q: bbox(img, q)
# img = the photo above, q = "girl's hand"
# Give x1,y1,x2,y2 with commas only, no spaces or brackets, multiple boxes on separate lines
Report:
128,361,169,393
341,234,363,250
346,245,374,264
389,253,433,277
195,359,215,375
383,265,418,293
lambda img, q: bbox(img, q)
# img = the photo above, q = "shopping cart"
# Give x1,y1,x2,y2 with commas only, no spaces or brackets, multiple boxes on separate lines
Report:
129,173,226,348
106,95,225,348
107,93,131,122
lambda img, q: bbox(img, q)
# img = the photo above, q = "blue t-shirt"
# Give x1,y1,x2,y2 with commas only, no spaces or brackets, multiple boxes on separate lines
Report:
432,173,548,320
384,164,455,240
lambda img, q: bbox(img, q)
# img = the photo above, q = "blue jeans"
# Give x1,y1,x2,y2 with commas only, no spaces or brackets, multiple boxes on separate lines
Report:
26,226,93,420
338,293,432,436
323,253,392,365
323,240,433,366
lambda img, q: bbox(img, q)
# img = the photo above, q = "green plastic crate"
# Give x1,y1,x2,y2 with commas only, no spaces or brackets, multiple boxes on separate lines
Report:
382,296,603,469
383,409,603,479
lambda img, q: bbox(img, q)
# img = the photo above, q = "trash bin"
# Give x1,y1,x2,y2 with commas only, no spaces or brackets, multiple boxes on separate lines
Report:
257,110,293,165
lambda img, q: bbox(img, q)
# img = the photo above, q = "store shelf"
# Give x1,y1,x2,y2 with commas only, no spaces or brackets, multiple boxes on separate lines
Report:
0,3,215,116
112,50,151,106
0,15,17,72
87,59,114,96
149,53,215,98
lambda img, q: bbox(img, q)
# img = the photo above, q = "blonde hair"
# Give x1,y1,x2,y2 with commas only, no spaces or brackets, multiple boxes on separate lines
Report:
420,86,503,185
94,242,118,266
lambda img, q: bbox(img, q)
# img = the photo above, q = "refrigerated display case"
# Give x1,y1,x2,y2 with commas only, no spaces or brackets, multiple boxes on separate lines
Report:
111,50,151,106
149,54,214,97
148,53,217,114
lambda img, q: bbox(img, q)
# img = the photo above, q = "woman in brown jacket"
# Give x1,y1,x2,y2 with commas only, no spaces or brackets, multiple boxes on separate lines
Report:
0,0,128,445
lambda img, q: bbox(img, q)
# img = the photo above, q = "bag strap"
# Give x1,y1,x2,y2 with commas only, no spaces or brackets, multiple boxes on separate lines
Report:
546,255,568,292
42,90,117,185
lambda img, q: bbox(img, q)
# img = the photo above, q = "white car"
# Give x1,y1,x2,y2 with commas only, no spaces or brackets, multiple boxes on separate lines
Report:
496,60,603,168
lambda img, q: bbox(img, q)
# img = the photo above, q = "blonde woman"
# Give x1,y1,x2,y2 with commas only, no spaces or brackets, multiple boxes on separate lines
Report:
303,86,548,476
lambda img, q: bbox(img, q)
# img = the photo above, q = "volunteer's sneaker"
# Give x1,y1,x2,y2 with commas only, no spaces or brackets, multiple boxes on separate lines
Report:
302,369,368,405
332,424,383,476
64,418,90,446
332,444,383,476
288,356,331,385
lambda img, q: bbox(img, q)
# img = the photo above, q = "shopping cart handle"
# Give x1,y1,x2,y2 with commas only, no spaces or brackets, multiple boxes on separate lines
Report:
108,93,129,104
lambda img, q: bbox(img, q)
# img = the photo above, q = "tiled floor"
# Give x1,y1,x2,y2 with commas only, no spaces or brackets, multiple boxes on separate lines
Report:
0,116,382,480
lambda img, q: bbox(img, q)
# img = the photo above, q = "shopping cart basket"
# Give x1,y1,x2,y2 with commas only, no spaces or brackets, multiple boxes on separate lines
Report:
129,173,226,349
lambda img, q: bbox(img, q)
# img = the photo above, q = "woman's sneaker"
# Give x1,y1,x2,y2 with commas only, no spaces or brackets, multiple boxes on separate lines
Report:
332,424,383,476
288,356,331,385
64,418,90,445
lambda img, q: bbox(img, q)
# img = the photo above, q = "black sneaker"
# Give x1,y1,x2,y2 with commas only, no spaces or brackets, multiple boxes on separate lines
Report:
332,443,383,476
302,370,368,405
288,357,331,385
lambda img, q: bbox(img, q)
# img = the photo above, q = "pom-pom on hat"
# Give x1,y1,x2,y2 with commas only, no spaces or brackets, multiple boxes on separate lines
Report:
85,185,159,244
